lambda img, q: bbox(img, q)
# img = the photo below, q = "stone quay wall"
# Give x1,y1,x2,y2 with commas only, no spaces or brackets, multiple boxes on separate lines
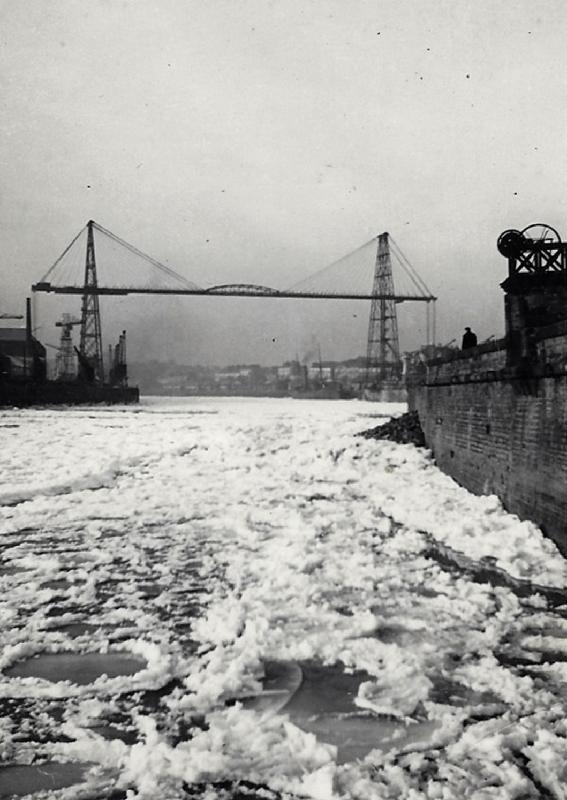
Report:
408,323,567,556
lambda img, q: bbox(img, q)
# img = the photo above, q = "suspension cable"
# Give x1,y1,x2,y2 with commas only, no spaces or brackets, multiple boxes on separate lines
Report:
92,221,201,289
38,224,87,283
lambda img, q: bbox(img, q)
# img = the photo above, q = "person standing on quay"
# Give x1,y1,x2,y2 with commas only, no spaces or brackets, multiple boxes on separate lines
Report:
462,327,478,349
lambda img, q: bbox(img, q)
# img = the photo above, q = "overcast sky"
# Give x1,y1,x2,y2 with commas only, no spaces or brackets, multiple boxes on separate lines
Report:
2,0,567,364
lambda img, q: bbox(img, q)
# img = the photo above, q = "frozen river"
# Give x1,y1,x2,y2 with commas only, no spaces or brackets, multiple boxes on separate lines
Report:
0,397,566,799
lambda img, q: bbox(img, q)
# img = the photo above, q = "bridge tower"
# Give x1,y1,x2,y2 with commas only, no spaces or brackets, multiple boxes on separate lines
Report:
365,232,402,388
79,220,104,382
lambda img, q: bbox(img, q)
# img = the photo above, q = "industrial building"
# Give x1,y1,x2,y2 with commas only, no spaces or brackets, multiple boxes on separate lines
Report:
0,328,46,381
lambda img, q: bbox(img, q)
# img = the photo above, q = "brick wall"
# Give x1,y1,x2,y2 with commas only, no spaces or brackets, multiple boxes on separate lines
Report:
410,332,567,556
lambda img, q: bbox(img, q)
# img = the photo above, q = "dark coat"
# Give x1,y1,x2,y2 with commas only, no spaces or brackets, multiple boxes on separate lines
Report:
462,330,478,349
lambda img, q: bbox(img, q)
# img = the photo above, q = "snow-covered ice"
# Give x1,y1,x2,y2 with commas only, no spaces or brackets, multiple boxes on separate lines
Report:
0,397,566,799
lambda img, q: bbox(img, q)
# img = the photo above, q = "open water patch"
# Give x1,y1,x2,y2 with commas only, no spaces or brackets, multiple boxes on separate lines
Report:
284,661,368,716
51,622,109,638
423,541,567,608
280,662,441,764
41,578,71,591
237,660,302,715
5,652,146,685
429,675,503,710
90,722,139,745
0,762,91,798
0,564,24,576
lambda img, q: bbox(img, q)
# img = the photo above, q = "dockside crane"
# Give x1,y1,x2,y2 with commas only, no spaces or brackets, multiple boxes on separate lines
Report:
54,314,81,381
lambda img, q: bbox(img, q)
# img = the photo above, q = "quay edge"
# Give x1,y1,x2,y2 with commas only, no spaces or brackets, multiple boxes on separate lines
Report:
407,224,567,557
0,379,139,407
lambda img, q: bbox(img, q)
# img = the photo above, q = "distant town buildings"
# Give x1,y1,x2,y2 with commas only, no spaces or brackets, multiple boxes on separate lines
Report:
125,356,369,397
